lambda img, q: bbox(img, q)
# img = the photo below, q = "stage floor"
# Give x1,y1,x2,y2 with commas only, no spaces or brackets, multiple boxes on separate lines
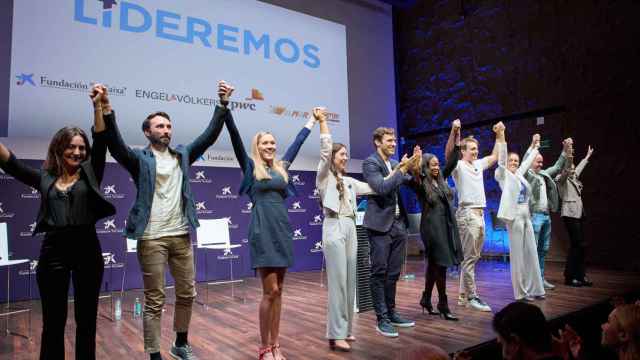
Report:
1,260,639,359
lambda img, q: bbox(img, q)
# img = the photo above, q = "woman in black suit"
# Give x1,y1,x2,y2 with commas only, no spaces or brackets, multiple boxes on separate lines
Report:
414,124,463,321
0,84,115,359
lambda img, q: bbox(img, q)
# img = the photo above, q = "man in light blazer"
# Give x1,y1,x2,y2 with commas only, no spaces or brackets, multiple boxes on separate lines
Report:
556,144,594,287
362,127,419,338
523,136,571,290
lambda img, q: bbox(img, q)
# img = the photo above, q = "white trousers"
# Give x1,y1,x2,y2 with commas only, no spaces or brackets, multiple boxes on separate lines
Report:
505,204,545,300
322,216,357,339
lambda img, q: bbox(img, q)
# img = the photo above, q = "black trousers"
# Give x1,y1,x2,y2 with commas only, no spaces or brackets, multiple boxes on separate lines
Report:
367,219,407,320
562,216,586,281
36,227,104,360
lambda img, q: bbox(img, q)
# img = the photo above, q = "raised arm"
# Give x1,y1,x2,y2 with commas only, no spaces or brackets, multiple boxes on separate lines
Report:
445,119,461,162
281,117,315,169
494,134,509,183
575,146,593,178
101,93,140,177
517,134,540,177
543,138,570,177
0,143,41,188
185,81,232,164
443,145,461,179
482,121,506,168
224,106,251,173
89,84,109,183
315,107,331,189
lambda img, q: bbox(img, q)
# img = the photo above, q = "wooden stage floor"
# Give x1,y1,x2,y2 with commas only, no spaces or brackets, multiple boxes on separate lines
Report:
1,260,639,359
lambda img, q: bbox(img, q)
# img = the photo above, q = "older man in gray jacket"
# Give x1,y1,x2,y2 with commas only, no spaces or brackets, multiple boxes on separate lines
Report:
523,136,572,290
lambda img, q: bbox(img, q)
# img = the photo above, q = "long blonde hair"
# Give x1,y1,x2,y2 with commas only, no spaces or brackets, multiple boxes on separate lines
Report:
251,132,288,182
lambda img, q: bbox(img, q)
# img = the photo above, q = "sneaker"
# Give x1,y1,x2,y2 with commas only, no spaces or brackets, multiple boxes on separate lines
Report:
543,279,556,290
376,318,399,337
467,297,492,312
534,295,546,300
170,343,198,360
389,312,415,328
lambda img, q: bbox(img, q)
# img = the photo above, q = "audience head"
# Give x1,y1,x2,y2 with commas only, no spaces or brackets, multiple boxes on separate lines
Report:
601,303,640,357
493,302,553,359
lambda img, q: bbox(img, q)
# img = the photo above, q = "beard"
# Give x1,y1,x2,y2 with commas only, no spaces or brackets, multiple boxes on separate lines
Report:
148,133,170,147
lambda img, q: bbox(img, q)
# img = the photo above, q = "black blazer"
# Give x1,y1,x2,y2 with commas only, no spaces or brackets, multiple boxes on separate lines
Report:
0,129,116,235
362,151,416,233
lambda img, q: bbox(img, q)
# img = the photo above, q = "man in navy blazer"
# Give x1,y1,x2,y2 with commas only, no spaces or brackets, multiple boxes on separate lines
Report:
363,126,419,338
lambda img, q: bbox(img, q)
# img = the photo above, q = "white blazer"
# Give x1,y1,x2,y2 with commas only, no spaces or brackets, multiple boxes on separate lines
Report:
316,134,373,215
495,145,539,222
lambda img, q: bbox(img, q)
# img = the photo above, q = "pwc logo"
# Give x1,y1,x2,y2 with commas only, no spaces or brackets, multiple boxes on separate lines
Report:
245,88,264,101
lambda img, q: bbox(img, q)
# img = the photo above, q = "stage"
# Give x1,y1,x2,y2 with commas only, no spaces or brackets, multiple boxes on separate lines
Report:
1,260,639,359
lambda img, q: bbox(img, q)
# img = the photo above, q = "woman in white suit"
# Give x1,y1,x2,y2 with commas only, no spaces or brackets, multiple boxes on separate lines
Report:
495,133,545,301
314,107,386,352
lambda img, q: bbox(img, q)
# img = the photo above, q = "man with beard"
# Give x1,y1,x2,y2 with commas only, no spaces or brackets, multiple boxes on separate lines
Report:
101,81,234,360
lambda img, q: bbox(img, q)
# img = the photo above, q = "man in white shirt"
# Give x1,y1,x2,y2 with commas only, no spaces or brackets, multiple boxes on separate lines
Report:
103,81,235,360
446,119,505,312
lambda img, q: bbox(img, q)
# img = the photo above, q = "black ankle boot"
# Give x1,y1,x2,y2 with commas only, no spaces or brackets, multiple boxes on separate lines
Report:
437,297,459,321
420,291,439,315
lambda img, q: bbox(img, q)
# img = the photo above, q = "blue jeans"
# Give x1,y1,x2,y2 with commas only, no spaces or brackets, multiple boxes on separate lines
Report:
532,212,551,279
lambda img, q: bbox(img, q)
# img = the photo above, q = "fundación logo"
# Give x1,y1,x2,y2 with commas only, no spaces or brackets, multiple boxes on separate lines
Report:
16,73,35,86
190,170,212,184
310,241,323,253
97,218,124,234
0,203,15,219
288,201,306,213
293,228,307,241
290,174,305,186
20,222,38,237
216,186,238,200
224,217,239,230
103,184,125,199
241,202,253,214
309,214,323,226
19,260,39,276
195,200,214,215
308,187,320,200
21,187,40,199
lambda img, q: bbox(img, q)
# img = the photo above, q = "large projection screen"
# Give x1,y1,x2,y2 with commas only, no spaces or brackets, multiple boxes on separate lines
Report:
8,0,348,167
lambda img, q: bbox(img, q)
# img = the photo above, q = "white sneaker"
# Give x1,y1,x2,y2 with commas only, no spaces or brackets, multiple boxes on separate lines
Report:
467,297,492,312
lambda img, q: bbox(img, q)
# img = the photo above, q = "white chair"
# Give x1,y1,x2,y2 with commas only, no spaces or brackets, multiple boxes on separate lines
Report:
195,219,244,307
0,222,31,339
120,238,138,297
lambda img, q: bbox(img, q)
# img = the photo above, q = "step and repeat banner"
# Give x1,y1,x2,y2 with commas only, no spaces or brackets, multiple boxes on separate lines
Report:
1,161,329,300
2,0,350,300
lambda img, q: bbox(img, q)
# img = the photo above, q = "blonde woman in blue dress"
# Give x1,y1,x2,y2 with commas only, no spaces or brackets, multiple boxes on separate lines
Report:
224,85,317,360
